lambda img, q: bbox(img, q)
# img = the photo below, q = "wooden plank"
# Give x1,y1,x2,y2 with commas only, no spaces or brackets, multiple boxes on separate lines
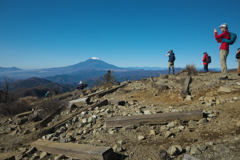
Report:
38,100,108,138
150,76,155,82
31,139,113,160
175,69,185,76
180,76,192,98
106,110,202,128
68,97,90,109
87,82,127,98
14,111,32,119
34,106,62,129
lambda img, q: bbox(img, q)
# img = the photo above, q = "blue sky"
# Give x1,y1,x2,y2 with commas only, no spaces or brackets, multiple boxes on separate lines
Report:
0,0,240,69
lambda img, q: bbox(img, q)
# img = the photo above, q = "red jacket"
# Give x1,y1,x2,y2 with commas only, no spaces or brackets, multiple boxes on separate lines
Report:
215,30,230,51
203,54,208,65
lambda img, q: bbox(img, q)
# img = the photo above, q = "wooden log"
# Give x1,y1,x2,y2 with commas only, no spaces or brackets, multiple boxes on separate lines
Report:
150,76,155,82
14,111,32,119
108,100,125,106
180,76,191,98
87,83,127,98
68,97,90,110
69,97,90,105
32,139,113,160
34,107,62,129
175,69,185,76
58,94,73,100
106,110,202,128
38,100,108,138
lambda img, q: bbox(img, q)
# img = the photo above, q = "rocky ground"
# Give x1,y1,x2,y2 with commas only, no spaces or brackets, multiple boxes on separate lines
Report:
1,71,240,160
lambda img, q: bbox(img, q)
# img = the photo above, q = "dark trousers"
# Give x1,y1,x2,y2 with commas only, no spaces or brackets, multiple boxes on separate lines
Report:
204,64,208,72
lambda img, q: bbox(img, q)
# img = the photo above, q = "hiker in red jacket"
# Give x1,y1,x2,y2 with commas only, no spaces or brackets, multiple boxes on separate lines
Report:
202,52,209,72
214,23,230,80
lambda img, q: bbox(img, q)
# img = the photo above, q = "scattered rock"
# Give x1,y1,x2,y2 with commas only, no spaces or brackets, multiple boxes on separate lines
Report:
198,96,204,101
184,95,192,101
186,146,191,152
158,149,170,160
167,122,176,128
144,110,152,115
149,130,156,135
197,145,207,151
236,121,240,127
167,146,180,156
164,131,173,138
190,147,201,155
138,135,145,140
213,144,230,153
182,154,200,160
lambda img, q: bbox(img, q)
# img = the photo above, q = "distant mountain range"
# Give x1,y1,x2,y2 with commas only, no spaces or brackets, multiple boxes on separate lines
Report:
0,58,129,80
0,67,22,72
1,57,223,88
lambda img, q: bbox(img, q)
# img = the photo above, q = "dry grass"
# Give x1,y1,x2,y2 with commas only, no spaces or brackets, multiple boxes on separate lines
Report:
18,96,38,104
175,78,186,86
185,63,198,75
0,101,32,116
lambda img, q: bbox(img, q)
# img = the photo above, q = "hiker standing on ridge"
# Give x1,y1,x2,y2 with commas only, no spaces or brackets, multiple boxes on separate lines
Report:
166,50,176,75
237,48,240,76
45,91,50,98
202,52,209,72
214,23,230,80
76,81,89,90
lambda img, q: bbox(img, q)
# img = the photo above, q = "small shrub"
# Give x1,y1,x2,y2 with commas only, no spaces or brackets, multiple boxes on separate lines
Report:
38,99,68,113
185,63,197,75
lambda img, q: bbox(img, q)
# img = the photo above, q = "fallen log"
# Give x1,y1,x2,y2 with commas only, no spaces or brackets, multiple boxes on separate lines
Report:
38,99,108,138
32,139,113,160
180,76,192,98
68,97,90,109
87,82,127,98
106,110,202,128
14,111,32,119
150,76,155,82
175,69,185,76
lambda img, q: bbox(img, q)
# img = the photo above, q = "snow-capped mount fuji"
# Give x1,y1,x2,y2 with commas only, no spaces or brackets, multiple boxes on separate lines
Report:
91,57,100,60
60,57,123,71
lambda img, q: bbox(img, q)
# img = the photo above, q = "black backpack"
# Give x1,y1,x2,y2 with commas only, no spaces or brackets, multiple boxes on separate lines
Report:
236,53,240,59
206,56,211,63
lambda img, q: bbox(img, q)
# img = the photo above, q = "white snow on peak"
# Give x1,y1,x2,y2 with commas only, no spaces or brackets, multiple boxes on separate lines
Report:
91,57,100,60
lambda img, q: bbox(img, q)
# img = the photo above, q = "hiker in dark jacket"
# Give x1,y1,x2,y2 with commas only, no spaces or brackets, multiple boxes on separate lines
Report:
237,48,240,76
166,50,176,75
202,52,209,72
76,81,88,90
214,23,230,80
